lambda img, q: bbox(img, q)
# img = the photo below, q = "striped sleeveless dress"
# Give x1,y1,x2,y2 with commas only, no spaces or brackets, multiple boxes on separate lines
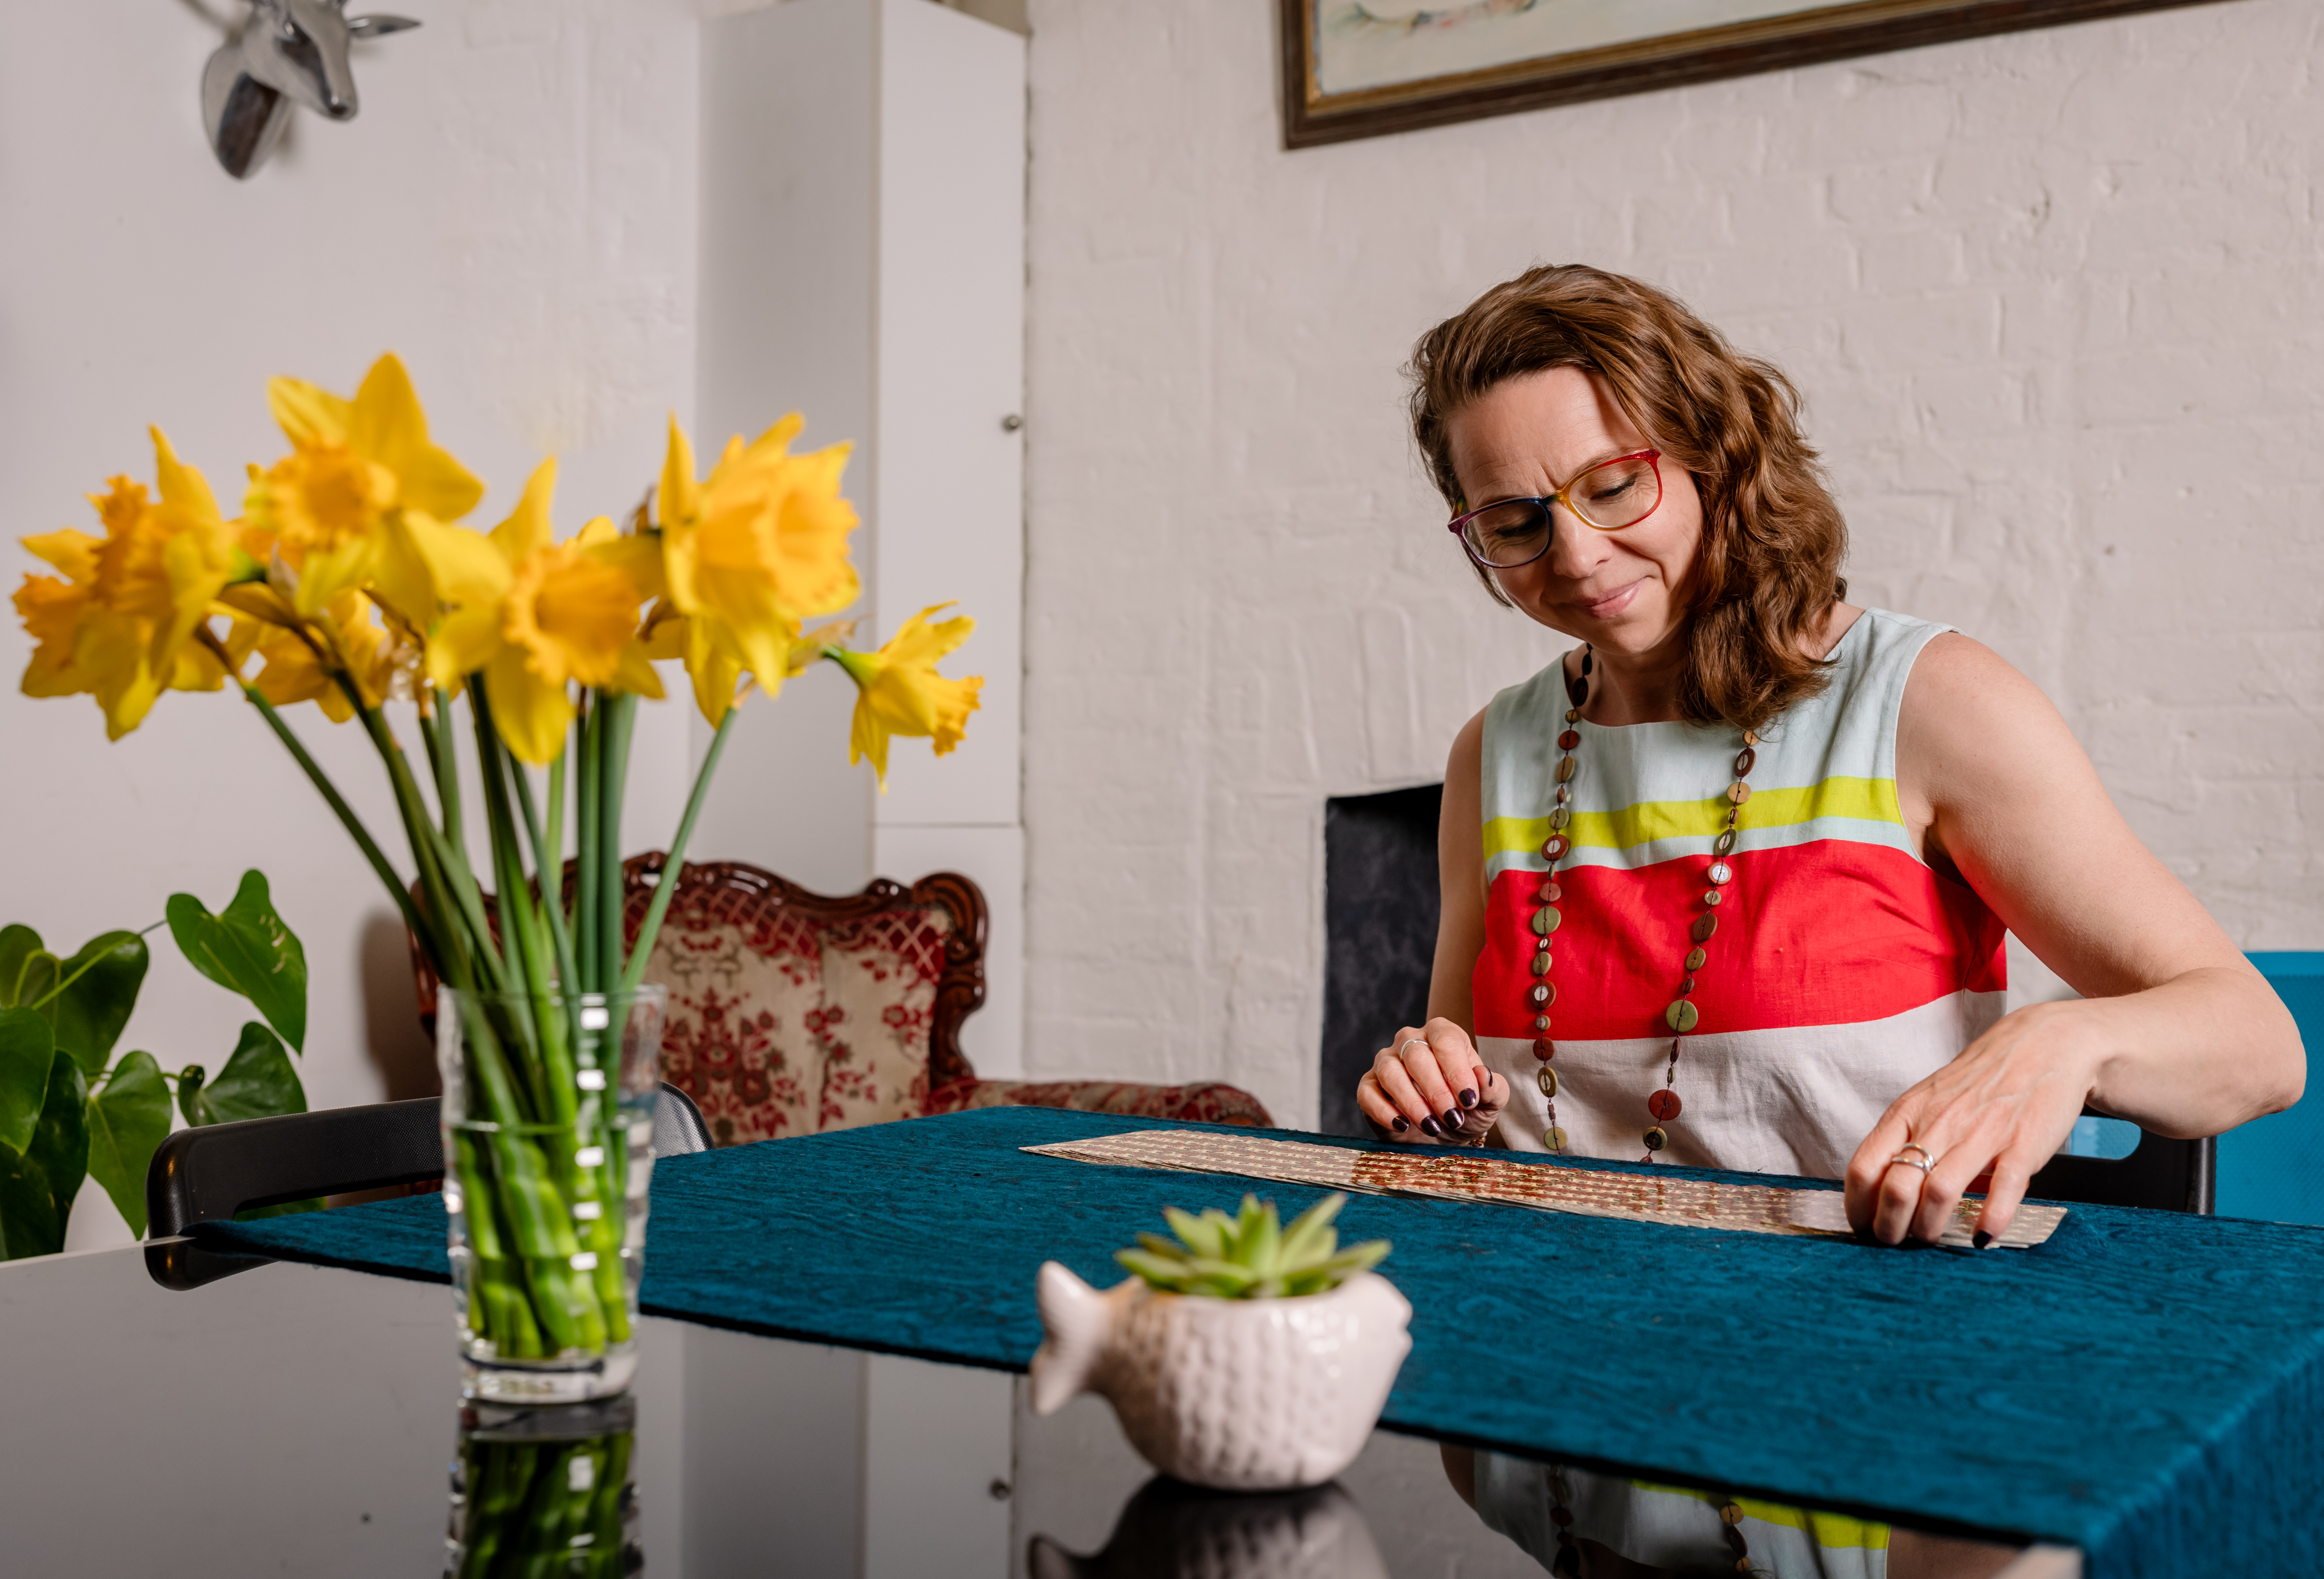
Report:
1473,608,2007,1177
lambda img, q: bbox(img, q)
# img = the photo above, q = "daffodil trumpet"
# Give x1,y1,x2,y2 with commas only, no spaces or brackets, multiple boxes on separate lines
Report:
14,361,982,1382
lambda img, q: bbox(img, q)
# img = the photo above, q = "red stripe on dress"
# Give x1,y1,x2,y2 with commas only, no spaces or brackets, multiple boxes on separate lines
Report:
1475,840,2008,1041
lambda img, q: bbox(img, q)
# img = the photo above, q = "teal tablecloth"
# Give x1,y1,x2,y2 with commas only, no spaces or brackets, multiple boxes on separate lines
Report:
200,1107,2324,1579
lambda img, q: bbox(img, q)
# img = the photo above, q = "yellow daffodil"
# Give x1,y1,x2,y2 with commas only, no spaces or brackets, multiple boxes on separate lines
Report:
655,414,860,723
409,459,662,764
829,604,982,789
14,529,98,699
12,429,238,737
238,590,408,723
243,353,483,620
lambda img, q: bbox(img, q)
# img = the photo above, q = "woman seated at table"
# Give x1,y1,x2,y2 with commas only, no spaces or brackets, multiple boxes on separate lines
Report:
1354,264,2305,1577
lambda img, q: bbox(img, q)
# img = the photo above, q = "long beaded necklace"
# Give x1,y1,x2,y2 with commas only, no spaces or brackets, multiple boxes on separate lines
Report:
1530,646,1759,1164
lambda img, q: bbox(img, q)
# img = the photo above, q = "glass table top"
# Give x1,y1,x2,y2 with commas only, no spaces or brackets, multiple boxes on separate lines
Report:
0,1242,2051,1577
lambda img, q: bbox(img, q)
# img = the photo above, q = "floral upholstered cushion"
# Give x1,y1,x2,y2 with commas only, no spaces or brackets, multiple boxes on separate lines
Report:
926,1078,1273,1128
641,897,956,1145
647,910,826,1147
808,907,952,1130
631,865,1271,1144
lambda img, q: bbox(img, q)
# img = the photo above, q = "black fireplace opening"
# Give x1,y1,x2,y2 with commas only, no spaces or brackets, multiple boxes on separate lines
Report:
1318,783,1443,1138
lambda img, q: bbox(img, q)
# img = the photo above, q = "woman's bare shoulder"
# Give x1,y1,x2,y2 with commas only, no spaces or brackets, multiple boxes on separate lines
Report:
1898,631,2093,819
1447,707,1486,777
1903,632,2060,735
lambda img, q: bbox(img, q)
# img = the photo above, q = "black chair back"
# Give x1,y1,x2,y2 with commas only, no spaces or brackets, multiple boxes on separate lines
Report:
147,1098,442,1240
147,1083,716,1239
2027,1126,2214,1215
653,1081,712,1155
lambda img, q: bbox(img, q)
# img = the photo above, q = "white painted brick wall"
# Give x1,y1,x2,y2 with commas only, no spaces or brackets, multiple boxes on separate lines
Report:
1020,0,2324,1127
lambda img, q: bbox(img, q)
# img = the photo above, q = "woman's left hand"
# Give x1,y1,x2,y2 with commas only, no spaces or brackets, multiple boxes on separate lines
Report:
1843,1000,2099,1246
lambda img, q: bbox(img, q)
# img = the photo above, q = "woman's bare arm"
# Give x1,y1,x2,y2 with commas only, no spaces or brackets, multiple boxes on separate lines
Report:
1428,708,1488,1031
1355,709,1507,1141
1847,634,2303,1243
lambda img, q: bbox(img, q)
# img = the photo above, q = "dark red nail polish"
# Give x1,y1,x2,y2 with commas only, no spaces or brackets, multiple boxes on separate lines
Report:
1392,1116,1409,1133
1458,1088,1478,1108
1442,1109,1461,1130
1973,1230,1993,1249
1420,1117,1442,1138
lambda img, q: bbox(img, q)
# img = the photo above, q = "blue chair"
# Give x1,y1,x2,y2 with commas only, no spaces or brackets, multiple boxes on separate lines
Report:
2215,953,2324,1225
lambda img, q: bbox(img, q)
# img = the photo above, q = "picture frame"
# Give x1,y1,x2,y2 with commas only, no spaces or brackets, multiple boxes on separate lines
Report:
1278,0,2233,149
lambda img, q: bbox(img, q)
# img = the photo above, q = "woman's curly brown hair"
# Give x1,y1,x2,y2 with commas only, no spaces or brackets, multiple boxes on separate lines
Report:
1408,264,1847,733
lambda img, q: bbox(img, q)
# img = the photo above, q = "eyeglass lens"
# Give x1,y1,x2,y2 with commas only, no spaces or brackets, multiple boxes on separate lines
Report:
1459,454,1661,567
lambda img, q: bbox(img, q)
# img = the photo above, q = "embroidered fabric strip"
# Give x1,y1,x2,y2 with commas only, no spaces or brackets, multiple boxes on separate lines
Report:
1022,1129,2064,1249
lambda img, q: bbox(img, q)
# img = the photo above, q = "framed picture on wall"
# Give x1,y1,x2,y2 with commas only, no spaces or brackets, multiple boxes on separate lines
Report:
1278,0,2230,148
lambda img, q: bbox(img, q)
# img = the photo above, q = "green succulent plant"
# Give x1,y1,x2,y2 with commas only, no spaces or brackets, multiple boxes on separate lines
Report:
1115,1192,1390,1299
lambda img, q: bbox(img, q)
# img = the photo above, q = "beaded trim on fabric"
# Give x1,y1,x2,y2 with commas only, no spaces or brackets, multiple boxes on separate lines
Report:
1023,1130,2065,1250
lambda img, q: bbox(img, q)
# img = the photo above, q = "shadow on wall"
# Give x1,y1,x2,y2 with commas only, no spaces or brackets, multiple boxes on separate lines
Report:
362,909,438,1101
1320,785,1443,1138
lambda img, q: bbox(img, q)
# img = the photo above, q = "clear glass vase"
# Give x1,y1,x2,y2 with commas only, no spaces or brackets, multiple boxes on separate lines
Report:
437,985,666,1403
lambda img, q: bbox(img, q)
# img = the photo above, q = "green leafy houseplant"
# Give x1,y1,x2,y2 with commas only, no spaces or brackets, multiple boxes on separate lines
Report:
0,870,310,1256
1115,1193,1390,1300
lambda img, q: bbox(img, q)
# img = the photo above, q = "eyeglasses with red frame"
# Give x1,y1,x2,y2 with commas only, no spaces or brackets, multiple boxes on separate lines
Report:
1445,449,1664,570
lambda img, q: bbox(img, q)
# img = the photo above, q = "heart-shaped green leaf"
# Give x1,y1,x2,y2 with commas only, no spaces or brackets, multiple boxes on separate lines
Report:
0,926,43,1008
0,1008,55,1156
13,952,59,1017
167,872,306,1053
182,1023,308,1128
47,931,149,1075
0,1054,87,1260
86,1051,172,1239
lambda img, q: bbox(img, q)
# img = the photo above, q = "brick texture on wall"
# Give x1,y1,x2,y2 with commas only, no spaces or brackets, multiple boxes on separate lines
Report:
1020,0,2324,1127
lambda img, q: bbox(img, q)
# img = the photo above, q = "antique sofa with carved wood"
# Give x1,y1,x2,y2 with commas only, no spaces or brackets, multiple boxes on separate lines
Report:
412,855,1271,1146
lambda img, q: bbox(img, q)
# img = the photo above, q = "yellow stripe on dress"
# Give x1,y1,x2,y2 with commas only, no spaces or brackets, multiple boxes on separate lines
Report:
1625,1480,1892,1550
1482,775,1904,862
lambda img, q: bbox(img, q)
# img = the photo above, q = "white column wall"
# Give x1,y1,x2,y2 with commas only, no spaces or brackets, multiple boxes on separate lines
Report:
696,0,1029,1076
869,0,1030,1078
1019,0,2324,1126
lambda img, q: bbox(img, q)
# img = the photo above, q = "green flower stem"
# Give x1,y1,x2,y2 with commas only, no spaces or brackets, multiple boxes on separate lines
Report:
459,692,621,1357
456,1130,546,1357
619,703,741,995
597,691,636,987
430,686,467,862
545,749,571,935
218,663,436,967
324,668,457,966
576,700,603,991
330,677,494,1000
510,748,581,1011
469,698,562,1124
388,731,507,1006
488,1119,601,1352
532,697,628,1335
421,829,497,999
418,700,447,815
451,990,534,1130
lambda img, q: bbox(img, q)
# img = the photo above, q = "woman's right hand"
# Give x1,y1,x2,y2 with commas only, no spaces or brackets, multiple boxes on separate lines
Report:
1357,1017,1505,1142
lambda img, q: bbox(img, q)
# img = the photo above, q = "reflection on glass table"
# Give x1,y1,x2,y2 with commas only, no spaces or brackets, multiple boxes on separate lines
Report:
451,1398,640,1578
0,1241,2050,1578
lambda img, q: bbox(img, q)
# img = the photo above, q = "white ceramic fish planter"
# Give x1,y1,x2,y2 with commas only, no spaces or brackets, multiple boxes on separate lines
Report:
1029,1262,1413,1491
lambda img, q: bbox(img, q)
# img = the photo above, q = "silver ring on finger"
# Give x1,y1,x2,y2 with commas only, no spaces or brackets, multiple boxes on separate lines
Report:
1886,1142,1939,1176
1397,1037,1428,1058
